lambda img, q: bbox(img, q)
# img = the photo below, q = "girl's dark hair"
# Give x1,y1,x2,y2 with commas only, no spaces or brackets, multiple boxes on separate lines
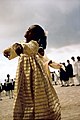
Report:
24,24,47,49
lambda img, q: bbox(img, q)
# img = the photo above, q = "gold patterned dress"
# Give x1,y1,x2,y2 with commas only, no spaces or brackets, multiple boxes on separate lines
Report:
4,40,61,120
38,53,61,81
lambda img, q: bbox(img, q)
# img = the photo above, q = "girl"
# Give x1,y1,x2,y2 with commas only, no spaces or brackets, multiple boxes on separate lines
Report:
3,24,61,120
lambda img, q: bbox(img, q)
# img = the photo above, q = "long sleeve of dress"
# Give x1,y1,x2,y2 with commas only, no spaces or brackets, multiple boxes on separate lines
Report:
49,62,61,69
3,40,39,60
3,46,18,60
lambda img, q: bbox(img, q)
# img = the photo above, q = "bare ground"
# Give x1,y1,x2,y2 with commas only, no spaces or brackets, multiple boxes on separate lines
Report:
0,85,80,120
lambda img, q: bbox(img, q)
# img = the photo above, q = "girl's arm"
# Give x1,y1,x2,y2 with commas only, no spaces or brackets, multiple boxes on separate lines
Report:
48,60,62,69
3,40,39,60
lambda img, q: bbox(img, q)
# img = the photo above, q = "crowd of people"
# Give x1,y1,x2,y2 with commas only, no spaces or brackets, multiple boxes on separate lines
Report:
51,56,80,87
0,74,15,100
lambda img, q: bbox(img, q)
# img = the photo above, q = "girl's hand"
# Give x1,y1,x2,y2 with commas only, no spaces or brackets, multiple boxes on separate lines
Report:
3,49,10,58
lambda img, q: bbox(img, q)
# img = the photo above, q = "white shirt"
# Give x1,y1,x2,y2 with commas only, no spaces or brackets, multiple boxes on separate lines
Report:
76,61,80,76
72,61,77,75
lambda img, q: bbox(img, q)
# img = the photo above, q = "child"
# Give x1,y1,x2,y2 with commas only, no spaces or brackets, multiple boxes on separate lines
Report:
3,24,61,120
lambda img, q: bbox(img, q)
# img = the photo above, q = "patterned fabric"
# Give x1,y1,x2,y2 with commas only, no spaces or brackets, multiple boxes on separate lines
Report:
38,54,61,81
12,41,61,120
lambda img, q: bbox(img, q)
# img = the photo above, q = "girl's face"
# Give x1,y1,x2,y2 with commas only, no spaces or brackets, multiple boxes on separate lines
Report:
24,28,34,43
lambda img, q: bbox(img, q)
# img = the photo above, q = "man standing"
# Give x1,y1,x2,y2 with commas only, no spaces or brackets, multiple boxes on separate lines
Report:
71,56,77,85
66,60,74,86
76,56,80,86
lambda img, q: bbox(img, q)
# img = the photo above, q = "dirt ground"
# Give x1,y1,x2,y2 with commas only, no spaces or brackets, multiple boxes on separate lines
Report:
55,85,80,120
0,85,80,120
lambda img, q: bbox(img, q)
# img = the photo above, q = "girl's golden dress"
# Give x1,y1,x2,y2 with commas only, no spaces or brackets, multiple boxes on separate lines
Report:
4,40,61,120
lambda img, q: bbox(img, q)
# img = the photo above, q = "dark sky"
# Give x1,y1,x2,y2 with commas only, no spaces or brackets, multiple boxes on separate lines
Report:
0,0,80,52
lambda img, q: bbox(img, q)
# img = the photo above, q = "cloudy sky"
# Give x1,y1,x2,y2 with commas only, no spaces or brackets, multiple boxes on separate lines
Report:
0,0,80,83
